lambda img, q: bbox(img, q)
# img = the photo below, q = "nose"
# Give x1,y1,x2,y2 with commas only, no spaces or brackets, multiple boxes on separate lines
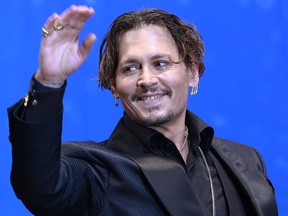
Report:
137,66,158,87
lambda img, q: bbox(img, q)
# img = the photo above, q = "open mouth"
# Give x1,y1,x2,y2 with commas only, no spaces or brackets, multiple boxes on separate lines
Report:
131,87,172,102
138,94,164,101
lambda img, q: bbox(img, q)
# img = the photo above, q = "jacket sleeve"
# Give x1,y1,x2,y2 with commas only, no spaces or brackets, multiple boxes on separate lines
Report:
7,77,106,215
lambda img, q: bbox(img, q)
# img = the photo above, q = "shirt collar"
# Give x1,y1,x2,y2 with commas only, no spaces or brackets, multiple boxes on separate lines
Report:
123,112,165,152
123,110,214,155
185,111,214,155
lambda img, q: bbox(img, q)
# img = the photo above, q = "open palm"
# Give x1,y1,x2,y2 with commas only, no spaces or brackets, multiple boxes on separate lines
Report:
36,5,96,87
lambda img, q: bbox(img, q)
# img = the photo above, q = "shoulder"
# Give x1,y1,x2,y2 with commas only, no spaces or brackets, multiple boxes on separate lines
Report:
61,140,108,155
60,140,135,163
211,136,267,175
212,136,255,153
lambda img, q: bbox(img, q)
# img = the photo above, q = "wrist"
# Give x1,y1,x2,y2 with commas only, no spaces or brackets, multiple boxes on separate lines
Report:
35,70,65,88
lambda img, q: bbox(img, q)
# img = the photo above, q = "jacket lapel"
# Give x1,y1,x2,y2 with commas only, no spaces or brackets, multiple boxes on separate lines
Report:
127,154,208,216
211,139,278,216
107,120,207,216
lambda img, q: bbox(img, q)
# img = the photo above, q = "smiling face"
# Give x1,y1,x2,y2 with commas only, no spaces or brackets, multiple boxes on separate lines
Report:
111,25,199,128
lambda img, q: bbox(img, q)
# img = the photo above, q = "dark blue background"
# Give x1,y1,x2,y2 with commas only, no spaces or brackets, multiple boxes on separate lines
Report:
1,0,287,215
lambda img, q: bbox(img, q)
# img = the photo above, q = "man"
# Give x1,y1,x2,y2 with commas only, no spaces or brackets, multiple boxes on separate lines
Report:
8,5,277,216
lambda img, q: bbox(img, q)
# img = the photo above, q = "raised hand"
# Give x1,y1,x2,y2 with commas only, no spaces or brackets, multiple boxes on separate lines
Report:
35,5,96,87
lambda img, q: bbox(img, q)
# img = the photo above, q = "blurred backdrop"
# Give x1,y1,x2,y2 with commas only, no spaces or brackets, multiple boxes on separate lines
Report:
1,0,287,215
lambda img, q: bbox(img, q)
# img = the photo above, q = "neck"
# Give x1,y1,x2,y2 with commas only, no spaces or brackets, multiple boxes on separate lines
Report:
150,119,189,162
178,125,189,162
179,143,189,163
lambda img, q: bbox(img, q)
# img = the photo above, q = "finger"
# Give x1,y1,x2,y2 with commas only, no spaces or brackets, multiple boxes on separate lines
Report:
60,5,95,18
59,5,95,31
42,13,60,39
41,6,94,42
79,33,97,61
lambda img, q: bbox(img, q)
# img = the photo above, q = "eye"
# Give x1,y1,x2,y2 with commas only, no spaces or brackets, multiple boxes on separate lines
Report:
122,64,140,73
154,60,169,69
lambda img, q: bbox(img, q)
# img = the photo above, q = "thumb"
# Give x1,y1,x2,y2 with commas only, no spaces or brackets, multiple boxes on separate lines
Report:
79,33,97,61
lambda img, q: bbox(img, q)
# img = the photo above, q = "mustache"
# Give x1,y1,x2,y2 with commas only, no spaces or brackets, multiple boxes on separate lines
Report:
131,87,172,102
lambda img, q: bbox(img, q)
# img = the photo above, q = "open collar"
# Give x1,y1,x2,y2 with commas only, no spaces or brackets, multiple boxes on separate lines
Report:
122,110,214,155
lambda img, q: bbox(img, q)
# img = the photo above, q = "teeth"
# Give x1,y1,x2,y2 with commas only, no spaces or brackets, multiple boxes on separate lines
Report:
141,95,162,101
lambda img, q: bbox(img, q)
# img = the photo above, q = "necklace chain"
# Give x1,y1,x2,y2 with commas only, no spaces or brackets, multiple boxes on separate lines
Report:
179,125,189,152
178,125,215,215
177,126,215,215
198,146,216,216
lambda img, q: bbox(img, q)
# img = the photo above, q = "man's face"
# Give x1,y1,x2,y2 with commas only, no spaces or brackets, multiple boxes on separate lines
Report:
111,25,199,127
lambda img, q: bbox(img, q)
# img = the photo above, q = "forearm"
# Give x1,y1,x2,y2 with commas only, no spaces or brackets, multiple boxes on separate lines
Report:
20,75,66,122
8,100,63,193
7,76,67,209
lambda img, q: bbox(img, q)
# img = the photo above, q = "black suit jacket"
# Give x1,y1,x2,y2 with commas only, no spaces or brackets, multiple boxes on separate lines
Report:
8,102,278,216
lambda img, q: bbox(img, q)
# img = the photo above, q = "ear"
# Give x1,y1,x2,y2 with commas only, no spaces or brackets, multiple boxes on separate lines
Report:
188,65,199,88
110,79,119,98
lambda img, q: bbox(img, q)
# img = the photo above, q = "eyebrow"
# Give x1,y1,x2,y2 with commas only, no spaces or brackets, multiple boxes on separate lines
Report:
150,54,172,61
119,54,172,66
